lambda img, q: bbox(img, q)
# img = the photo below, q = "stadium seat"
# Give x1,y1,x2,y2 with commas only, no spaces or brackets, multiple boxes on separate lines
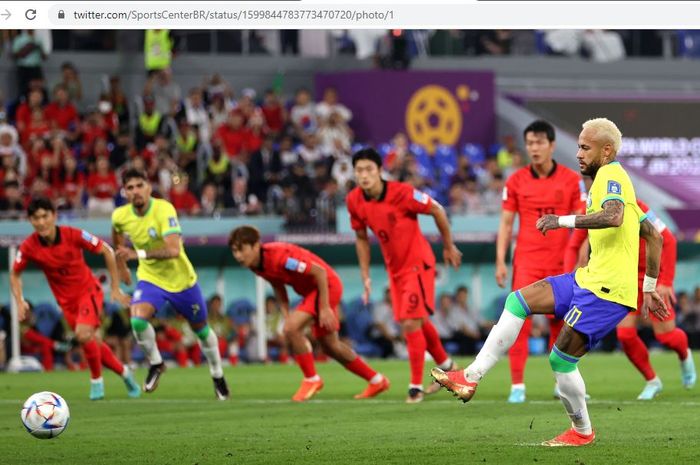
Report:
378,142,393,159
351,142,367,154
462,143,486,165
226,299,255,326
677,30,700,57
343,298,381,357
33,303,61,337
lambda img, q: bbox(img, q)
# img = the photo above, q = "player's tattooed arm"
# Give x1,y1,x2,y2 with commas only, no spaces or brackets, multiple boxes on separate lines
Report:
574,199,625,229
639,217,663,279
142,234,181,259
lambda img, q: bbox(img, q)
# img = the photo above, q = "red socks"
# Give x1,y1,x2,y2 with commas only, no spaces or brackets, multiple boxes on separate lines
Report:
294,352,318,378
508,317,532,384
421,319,449,366
405,328,427,386
82,339,103,380
617,327,656,381
99,342,125,376
656,328,689,361
344,356,377,381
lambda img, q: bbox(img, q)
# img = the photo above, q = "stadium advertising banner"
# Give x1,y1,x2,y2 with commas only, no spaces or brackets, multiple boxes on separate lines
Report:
315,70,495,153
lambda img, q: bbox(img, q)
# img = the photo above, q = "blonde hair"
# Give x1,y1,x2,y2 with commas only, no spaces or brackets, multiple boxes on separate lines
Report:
582,118,622,154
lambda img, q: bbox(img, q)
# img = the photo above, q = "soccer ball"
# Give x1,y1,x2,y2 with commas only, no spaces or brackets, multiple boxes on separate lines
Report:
20,391,70,439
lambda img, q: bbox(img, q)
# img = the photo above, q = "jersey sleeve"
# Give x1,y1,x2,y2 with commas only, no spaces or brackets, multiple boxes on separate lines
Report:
158,202,182,237
346,193,366,231
12,240,32,273
280,250,312,276
401,184,433,215
502,174,518,212
598,168,626,208
71,227,104,254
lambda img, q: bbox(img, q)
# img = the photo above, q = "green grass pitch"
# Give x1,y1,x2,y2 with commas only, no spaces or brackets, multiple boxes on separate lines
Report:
1,352,698,464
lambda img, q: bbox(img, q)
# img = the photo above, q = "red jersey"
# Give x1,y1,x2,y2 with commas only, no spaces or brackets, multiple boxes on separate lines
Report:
87,172,118,199
45,103,79,131
346,181,434,275
252,242,340,297
502,162,585,270
563,199,676,286
13,226,104,308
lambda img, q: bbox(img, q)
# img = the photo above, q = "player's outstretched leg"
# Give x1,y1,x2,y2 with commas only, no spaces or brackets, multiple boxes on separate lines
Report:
543,346,595,447
432,291,527,402
404,324,428,403
99,341,141,398
284,313,324,402
617,326,662,400
195,325,229,400
318,333,390,399
76,324,105,401
422,319,457,395
655,328,696,389
131,316,166,393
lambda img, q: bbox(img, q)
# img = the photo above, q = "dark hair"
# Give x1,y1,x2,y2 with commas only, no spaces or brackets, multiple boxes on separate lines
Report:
523,120,556,142
352,148,382,168
121,168,148,185
456,285,469,294
228,225,261,248
27,197,56,216
3,180,19,189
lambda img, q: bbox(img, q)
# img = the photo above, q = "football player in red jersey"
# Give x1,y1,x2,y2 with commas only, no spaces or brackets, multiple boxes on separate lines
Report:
496,120,586,403
347,148,462,403
9,197,140,400
565,199,696,399
229,225,390,402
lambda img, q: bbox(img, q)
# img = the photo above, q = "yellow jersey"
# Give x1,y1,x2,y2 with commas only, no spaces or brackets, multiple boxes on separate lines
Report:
575,162,645,309
112,198,197,293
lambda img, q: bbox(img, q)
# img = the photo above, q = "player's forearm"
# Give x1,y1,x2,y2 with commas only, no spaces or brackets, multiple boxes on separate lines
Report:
9,271,24,305
140,245,180,260
100,244,122,291
495,224,513,264
640,219,663,279
310,265,331,309
355,238,371,280
431,202,455,250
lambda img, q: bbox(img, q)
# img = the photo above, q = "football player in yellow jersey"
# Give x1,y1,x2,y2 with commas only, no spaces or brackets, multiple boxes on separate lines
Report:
432,118,668,446
112,168,229,400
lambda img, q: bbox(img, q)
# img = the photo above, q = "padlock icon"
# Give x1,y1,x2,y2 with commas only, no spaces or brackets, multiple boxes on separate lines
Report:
58,10,65,19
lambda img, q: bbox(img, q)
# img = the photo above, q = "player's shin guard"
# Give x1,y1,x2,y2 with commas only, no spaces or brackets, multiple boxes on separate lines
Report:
550,347,592,435
130,317,163,365
196,325,224,379
465,292,527,382
656,328,689,361
100,341,125,376
82,339,103,380
405,328,427,387
422,319,452,369
617,327,656,381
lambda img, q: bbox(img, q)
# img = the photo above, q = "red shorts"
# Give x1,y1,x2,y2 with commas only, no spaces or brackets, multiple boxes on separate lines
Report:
389,263,435,322
634,277,676,322
296,277,343,339
513,267,562,320
62,290,104,330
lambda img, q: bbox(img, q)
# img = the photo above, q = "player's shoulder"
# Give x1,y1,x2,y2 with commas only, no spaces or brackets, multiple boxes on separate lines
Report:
557,164,581,179
153,197,176,212
506,166,530,184
19,232,40,251
112,204,130,221
346,186,363,207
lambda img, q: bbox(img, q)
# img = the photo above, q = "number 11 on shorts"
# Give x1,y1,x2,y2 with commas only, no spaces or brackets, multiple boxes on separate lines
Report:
564,307,582,327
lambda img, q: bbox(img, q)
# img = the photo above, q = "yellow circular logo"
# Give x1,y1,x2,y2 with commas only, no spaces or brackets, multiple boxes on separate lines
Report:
405,85,462,154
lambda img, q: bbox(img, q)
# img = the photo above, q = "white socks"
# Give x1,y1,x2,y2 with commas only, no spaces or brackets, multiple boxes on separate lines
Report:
465,311,525,383
133,323,163,365
199,330,224,379
554,369,592,435
438,358,454,371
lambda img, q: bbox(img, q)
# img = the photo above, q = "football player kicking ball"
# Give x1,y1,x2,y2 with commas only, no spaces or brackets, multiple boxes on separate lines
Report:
347,148,461,403
112,169,229,400
432,118,668,446
229,226,390,402
565,199,696,399
10,197,140,400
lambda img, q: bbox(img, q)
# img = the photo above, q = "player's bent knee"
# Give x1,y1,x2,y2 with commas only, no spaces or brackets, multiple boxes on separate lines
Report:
76,327,95,344
549,346,579,373
505,291,530,320
130,317,149,333
195,325,211,341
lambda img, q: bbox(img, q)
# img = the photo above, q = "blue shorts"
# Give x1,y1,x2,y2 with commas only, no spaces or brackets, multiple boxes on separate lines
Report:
132,281,208,325
545,272,632,350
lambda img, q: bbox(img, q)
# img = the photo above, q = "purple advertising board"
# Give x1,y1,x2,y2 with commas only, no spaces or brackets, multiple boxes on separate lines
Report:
315,70,495,154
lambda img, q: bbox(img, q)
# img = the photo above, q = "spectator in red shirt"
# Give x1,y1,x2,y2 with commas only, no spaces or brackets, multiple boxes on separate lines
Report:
45,85,79,141
261,89,287,137
15,89,45,137
23,108,51,144
86,156,118,217
27,138,53,175
81,110,109,160
97,94,120,139
215,112,250,160
169,173,201,216
246,113,266,154
54,154,85,211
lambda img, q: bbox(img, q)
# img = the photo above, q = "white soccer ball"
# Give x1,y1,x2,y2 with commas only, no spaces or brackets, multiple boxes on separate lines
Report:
20,391,70,439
